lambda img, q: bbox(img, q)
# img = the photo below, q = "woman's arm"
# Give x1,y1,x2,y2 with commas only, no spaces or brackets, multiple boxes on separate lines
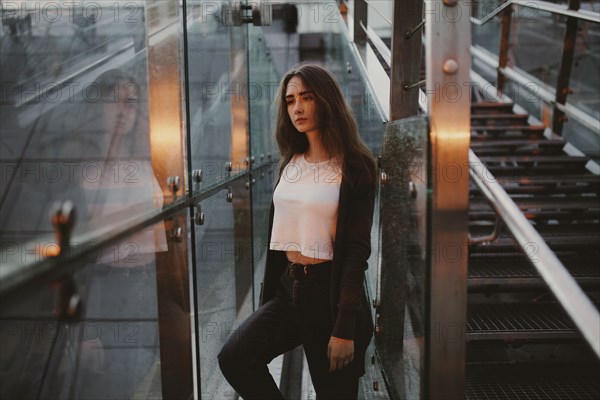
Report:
332,158,377,340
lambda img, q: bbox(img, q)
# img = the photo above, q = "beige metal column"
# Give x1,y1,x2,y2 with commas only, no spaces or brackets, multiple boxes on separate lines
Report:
425,0,471,398
145,3,193,399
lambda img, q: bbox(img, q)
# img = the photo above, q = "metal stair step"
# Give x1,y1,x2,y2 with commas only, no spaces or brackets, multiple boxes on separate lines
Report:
470,174,600,195
471,125,546,133
466,362,600,400
470,139,565,156
466,303,580,342
471,113,529,124
468,256,600,289
471,102,515,114
469,196,600,211
469,224,600,252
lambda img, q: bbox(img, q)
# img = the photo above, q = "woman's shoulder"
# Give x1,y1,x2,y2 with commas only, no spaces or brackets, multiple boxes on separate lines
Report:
348,152,376,180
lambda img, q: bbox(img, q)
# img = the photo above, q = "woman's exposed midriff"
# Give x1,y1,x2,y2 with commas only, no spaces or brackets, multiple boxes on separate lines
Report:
285,250,330,265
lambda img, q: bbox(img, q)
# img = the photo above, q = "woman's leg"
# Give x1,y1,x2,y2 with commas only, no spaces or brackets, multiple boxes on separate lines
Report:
218,290,302,400
301,321,360,400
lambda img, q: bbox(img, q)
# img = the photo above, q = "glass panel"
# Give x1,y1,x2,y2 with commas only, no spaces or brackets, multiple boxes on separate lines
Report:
248,25,279,168
561,113,600,160
472,0,502,57
193,179,253,398
0,209,193,399
0,2,167,248
247,1,387,313
250,163,276,307
569,18,600,120
324,26,385,154
509,7,567,88
366,0,392,43
503,75,547,122
378,116,429,400
185,1,249,188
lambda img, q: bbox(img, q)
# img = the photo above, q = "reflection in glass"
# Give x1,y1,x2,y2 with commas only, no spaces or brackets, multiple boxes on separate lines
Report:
0,216,168,399
0,2,151,245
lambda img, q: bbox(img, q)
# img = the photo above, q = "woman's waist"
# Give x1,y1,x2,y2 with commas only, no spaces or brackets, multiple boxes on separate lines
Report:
285,250,331,265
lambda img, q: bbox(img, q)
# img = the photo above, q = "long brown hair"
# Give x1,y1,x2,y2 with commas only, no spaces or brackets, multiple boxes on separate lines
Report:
273,64,375,187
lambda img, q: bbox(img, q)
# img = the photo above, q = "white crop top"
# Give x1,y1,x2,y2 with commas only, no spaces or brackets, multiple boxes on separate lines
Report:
269,153,342,260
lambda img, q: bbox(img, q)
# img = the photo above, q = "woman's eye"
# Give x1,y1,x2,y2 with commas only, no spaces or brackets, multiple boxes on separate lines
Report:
286,100,294,105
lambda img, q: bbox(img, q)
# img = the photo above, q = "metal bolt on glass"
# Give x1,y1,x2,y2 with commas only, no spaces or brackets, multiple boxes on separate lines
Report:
409,181,417,199
380,171,387,184
192,169,203,184
167,176,180,193
195,203,205,226
50,200,76,253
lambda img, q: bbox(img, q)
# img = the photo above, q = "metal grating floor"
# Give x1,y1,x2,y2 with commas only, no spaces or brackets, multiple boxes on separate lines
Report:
467,303,577,341
469,258,598,279
466,363,600,400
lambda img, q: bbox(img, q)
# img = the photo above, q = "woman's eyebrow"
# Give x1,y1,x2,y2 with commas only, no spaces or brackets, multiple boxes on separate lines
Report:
285,90,314,99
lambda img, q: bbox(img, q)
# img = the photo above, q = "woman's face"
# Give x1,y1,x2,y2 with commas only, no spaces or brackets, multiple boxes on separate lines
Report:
285,76,319,135
104,79,139,136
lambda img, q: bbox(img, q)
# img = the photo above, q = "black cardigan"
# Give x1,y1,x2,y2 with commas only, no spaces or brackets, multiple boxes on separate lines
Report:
259,153,377,340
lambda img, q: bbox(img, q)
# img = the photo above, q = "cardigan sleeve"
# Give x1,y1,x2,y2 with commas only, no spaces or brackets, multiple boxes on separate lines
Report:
332,159,377,340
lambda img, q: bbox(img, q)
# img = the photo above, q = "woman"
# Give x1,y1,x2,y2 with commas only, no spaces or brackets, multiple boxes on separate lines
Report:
219,64,377,399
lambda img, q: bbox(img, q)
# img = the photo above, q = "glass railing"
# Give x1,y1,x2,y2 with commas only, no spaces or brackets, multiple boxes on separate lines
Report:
1,1,433,398
470,0,600,159
1,2,194,398
377,116,429,400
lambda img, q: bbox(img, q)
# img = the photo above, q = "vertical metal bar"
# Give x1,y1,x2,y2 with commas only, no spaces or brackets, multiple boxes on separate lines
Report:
425,0,471,398
181,1,201,397
145,3,193,399
497,7,513,95
354,0,368,44
390,0,423,120
552,0,581,135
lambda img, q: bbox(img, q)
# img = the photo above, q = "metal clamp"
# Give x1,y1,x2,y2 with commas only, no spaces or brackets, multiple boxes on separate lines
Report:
53,277,82,321
404,19,425,39
403,79,426,91
167,176,180,199
192,169,203,187
195,203,205,226
468,218,501,245
50,200,76,253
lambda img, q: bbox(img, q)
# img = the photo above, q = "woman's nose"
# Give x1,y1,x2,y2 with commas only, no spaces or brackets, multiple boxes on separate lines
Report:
294,102,303,114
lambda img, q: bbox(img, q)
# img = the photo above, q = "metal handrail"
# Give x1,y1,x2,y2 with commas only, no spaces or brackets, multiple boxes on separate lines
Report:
359,20,391,66
363,0,392,25
471,0,600,26
471,0,513,26
471,45,600,136
0,161,275,297
469,149,600,357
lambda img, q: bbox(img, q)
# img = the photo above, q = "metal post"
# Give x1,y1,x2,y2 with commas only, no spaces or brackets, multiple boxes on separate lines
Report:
354,0,368,44
552,0,581,135
497,7,513,95
390,0,424,120
425,0,471,398
145,3,193,399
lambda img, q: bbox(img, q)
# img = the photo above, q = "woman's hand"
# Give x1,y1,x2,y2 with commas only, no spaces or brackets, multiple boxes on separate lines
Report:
327,336,354,372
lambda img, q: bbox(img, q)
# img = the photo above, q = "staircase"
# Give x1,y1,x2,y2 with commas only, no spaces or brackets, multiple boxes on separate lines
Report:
465,102,600,399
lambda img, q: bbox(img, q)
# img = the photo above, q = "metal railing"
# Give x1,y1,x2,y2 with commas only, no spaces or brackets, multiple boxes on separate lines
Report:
471,0,600,136
469,149,600,357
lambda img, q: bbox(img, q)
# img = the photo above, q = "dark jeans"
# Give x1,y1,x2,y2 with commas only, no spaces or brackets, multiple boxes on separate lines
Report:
218,262,360,400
